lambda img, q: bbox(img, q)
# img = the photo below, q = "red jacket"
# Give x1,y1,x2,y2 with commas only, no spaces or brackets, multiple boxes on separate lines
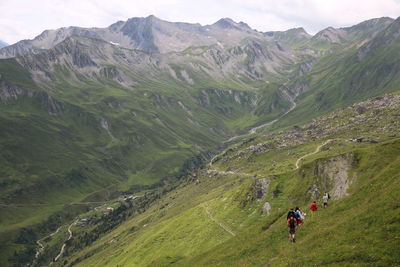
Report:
310,202,318,211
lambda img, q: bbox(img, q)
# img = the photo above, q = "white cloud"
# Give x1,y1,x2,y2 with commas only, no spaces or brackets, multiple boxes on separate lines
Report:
0,0,399,44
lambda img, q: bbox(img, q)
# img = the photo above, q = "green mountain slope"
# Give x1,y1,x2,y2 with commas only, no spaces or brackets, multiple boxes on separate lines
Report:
46,94,400,267
0,34,311,265
1,16,400,266
267,17,400,131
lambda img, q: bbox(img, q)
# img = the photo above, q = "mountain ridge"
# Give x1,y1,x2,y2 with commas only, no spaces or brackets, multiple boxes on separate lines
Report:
1,16,396,58
0,15,265,57
0,15,400,266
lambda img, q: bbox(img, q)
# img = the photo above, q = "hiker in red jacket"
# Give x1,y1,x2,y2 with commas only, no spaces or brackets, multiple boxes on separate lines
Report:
310,201,317,216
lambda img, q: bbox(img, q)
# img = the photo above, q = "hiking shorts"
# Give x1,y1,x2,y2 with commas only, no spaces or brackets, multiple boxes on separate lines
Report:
289,228,296,234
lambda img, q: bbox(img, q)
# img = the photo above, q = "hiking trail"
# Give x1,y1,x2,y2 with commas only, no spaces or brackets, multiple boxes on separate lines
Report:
202,204,236,236
295,139,333,169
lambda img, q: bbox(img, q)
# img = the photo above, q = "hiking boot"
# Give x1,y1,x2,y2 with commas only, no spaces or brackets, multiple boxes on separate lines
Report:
293,238,296,243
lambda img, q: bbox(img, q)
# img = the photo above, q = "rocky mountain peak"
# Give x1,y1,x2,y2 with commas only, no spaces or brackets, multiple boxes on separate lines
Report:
313,27,347,43
357,16,400,60
0,16,396,58
290,27,309,35
384,16,400,37
213,18,249,31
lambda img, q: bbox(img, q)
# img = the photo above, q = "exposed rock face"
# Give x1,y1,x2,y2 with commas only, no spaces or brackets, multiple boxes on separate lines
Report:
309,153,356,200
298,59,316,76
0,81,65,115
253,178,270,201
358,17,400,60
100,118,115,139
0,15,267,57
262,202,272,215
0,82,33,101
313,27,347,43
39,93,64,115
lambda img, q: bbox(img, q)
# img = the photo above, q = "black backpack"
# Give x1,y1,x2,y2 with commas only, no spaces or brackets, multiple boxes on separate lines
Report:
288,217,296,228
287,211,295,219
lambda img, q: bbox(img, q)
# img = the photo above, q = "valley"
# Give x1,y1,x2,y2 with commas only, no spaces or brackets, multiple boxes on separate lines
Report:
52,94,400,266
0,15,399,266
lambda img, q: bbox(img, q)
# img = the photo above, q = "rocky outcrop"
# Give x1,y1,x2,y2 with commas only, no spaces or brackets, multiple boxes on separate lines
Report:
0,81,65,115
357,17,400,60
253,178,270,201
308,153,357,200
0,82,33,101
262,202,272,215
100,117,115,139
40,94,64,115
313,27,347,44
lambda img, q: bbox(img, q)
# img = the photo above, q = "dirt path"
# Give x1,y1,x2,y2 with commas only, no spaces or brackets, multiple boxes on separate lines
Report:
295,139,333,169
202,204,236,236
53,219,77,263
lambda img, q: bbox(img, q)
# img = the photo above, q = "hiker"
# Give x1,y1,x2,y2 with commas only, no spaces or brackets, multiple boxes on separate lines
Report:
287,208,296,219
287,215,297,243
322,192,330,208
310,201,317,215
295,207,305,226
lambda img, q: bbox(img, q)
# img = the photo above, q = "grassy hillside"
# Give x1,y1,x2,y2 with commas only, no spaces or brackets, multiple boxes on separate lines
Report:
1,18,400,266
0,36,303,265
186,140,400,266
49,94,400,267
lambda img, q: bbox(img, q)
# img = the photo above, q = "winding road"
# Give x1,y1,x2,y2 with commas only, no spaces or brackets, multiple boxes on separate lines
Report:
35,225,64,259
53,219,77,263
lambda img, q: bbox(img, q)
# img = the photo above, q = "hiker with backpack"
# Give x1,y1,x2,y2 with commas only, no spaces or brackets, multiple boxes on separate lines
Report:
287,215,297,243
323,192,331,208
295,207,305,226
287,208,296,220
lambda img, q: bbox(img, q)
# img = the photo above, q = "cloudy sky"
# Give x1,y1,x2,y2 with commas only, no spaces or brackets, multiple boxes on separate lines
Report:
1,0,400,44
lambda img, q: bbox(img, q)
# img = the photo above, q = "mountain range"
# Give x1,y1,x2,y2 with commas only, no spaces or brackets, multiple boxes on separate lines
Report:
0,15,399,266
